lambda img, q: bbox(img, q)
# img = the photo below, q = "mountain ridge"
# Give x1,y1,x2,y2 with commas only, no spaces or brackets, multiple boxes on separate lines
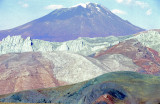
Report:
0,30,159,56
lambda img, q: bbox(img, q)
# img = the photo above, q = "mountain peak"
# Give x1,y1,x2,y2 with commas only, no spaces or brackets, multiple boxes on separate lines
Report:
0,3,144,42
71,2,98,8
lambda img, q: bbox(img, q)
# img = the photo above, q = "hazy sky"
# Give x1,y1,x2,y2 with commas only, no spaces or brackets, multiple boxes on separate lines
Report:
0,0,160,30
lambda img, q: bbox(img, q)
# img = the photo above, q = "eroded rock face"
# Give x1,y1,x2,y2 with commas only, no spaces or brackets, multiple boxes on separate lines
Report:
0,30,160,56
41,52,140,83
0,36,33,54
0,52,66,95
0,51,140,95
0,35,122,56
94,54,141,72
129,30,160,52
0,51,105,95
41,51,106,84
94,39,160,75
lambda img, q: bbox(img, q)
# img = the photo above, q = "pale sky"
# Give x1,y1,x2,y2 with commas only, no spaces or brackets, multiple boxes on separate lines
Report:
0,0,160,30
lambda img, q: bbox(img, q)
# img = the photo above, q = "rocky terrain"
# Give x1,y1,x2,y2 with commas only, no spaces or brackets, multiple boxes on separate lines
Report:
0,51,140,95
0,71,160,104
129,29,160,52
0,3,144,42
0,29,159,102
0,52,65,95
94,39,160,75
0,1,159,104
0,35,123,56
0,30,159,56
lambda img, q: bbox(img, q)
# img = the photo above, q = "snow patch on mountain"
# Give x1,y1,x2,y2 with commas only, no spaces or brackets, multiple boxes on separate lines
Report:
96,7,101,12
71,2,90,8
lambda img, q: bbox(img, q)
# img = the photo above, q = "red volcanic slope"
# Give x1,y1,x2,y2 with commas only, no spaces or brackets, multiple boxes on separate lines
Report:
0,52,66,95
94,39,160,75
94,94,114,104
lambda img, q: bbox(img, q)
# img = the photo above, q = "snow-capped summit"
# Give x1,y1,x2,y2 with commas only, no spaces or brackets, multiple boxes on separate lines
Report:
0,3,144,42
71,3,108,13
71,2,99,8
71,2,91,8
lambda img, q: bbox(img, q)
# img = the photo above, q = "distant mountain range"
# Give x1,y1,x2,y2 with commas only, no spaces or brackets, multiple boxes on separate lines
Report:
0,3,144,42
